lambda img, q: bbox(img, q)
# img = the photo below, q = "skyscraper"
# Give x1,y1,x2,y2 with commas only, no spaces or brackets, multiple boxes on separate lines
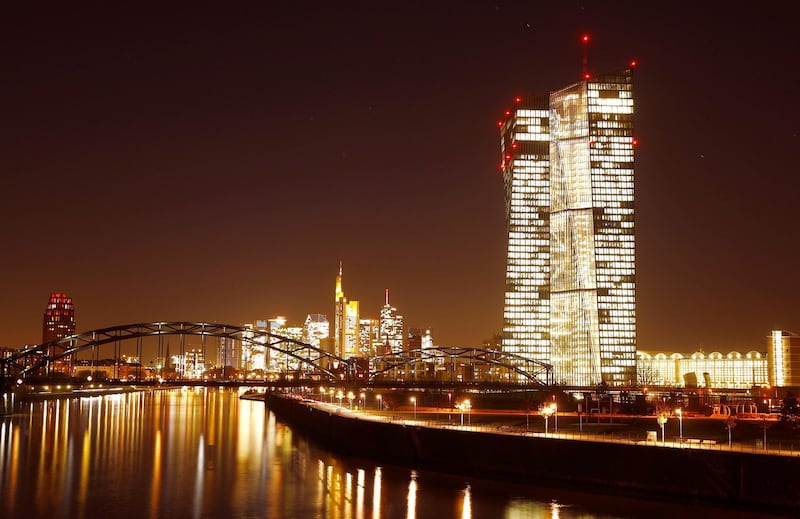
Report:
500,66,637,386
42,292,76,374
379,289,404,354
334,263,360,358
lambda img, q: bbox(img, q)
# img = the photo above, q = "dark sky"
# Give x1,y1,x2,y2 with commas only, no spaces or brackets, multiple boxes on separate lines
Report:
2,2,798,354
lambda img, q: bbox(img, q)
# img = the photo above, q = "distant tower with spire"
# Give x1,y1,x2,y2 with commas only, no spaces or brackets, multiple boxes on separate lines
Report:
334,262,360,358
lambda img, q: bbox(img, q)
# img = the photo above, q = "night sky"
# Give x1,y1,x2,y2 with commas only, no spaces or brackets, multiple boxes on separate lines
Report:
2,2,798,354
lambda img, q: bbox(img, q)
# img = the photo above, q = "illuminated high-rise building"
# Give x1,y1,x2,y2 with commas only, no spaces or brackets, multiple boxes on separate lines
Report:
42,292,76,374
379,289,404,354
334,263,360,358
359,318,379,357
500,65,637,386
303,314,330,348
768,330,800,387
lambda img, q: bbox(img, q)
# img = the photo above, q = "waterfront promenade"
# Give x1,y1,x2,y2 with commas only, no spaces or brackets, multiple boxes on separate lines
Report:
247,391,800,458
259,391,800,514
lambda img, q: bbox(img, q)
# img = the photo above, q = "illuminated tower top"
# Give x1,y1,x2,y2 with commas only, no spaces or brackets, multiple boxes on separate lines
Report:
335,261,344,301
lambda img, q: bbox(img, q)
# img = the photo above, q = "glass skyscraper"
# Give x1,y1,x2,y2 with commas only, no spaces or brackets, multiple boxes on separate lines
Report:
500,67,636,386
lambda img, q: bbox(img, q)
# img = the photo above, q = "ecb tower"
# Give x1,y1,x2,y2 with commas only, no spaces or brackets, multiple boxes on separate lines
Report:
500,66,637,386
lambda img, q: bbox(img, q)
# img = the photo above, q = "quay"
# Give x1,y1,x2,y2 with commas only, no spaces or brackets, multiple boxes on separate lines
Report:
262,392,800,515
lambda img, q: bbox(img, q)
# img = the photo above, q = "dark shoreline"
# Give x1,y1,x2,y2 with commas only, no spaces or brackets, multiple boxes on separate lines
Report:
264,392,799,516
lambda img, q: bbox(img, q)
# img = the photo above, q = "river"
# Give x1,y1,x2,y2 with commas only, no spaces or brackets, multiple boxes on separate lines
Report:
0,388,783,518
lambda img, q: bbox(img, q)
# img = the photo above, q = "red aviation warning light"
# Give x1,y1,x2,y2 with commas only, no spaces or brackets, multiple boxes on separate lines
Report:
632,138,639,146
514,96,522,103
497,121,503,127
630,59,638,68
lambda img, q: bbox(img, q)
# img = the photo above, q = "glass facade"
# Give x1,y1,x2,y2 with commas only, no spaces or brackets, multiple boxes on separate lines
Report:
768,330,800,387
501,69,637,386
637,350,769,389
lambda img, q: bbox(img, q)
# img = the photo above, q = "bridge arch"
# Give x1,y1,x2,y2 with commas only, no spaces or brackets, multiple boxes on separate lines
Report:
1,322,348,382
369,346,552,385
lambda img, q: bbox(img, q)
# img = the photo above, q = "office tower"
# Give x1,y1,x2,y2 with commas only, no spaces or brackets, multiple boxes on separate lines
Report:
768,330,800,387
303,314,330,348
500,66,637,386
334,263,360,358
359,318,379,357
379,289,404,354
217,336,237,369
42,292,76,374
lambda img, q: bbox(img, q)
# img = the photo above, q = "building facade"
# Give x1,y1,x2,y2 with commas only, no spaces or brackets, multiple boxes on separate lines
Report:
42,292,77,374
637,350,768,389
334,263,360,358
303,314,330,349
379,289,404,354
768,330,800,387
501,67,637,386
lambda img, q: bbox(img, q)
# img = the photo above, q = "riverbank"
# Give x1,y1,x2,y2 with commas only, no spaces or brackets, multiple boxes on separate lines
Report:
264,392,800,515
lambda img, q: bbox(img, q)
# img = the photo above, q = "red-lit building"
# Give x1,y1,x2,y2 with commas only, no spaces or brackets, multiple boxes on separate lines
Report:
42,292,76,374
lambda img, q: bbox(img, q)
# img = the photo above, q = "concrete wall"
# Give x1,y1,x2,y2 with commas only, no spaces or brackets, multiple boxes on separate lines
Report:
265,394,800,513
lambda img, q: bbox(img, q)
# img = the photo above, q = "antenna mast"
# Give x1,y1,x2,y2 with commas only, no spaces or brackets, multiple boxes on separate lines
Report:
582,34,590,79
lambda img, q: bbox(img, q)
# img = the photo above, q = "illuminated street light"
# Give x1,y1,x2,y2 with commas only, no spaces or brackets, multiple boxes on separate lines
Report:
464,399,471,425
539,403,555,435
411,396,416,420
347,391,355,410
675,408,683,440
359,392,365,409
336,390,344,407
377,394,382,411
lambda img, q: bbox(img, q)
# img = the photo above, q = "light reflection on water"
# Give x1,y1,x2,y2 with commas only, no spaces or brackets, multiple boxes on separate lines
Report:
0,389,780,519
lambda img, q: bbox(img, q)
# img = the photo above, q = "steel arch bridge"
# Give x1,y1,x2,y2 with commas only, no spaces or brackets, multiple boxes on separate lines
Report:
0,322,346,381
0,321,552,386
370,346,552,385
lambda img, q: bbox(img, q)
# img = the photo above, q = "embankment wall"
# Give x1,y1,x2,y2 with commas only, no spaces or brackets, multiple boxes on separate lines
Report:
265,394,800,513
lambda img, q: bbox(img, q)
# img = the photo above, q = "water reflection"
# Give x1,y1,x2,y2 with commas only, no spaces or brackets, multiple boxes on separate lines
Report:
0,389,780,519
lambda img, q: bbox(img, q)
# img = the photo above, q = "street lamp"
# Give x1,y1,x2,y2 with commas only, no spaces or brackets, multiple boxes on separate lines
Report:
359,392,365,409
539,403,555,434
347,391,355,410
553,402,558,432
675,408,683,440
319,387,326,402
464,399,471,425
377,394,382,411
576,394,584,432
411,396,417,420
336,390,344,407
657,412,669,444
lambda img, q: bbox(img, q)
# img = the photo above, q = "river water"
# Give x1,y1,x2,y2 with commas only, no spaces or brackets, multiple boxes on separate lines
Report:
0,388,782,518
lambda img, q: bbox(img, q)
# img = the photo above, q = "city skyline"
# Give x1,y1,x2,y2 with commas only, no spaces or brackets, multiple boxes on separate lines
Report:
2,3,798,353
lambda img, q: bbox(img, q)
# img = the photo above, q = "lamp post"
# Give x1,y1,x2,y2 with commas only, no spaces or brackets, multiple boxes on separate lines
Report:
675,408,683,440
347,391,355,410
447,392,452,424
319,387,325,402
539,404,555,435
577,394,584,432
359,392,365,410
553,402,558,432
377,394,382,411
411,396,416,420
464,399,471,425
336,390,344,407
657,412,668,444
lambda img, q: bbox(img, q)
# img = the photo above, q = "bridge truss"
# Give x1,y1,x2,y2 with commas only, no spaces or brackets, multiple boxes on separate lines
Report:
0,322,552,387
